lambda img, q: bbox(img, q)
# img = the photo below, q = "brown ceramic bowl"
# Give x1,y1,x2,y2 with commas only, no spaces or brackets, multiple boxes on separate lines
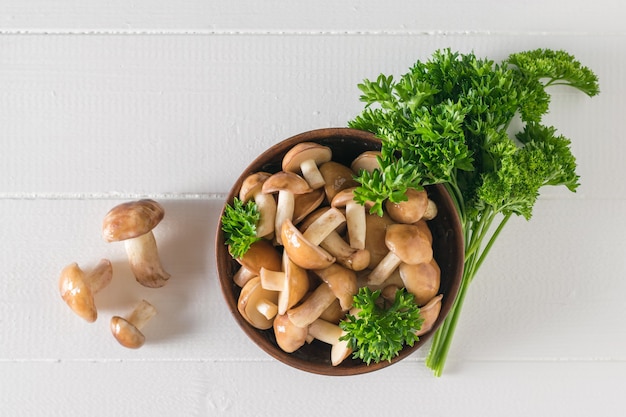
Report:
215,127,464,376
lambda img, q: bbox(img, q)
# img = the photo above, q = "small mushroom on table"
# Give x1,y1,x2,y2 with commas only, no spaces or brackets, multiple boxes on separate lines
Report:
367,223,433,286
110,299,157,349
102,199,170,288
58,259,113,323
282,142,332,189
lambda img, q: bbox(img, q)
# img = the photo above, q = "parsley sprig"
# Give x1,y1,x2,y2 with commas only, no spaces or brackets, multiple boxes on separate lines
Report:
221,197,261,259
339,287,423,365
348,48,599,375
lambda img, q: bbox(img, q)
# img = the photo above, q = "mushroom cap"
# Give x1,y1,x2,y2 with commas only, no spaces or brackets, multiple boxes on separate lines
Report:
282,142,332,173
385,223,433,265
234,239,282,275
273,313,308,353
363,211,395,269
110,316,146,349
330,187,358,208
398,258,441,306
280,219,336,270
292,188,325,224
312,263,357,311
351,150,381,174
102,199,164,242
319,161,359,202
238,276,279,330
385,188,429,224
239,171,272,201
278,255,310,314
58,263,97,323
261,171,313,195
415,294,443,337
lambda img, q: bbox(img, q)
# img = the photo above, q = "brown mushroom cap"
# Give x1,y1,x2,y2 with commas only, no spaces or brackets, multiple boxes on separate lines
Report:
351,150,381,174
415,294,443,336
281,218,335,270
261,171,313,195
234,239,282,276
363,211,395,268
110,316,146,349
312,263,357,311
385,223,433,265
279,255,310,314
385,188,429,224
102,199,164,242
282,142,332,173
238,276,279,330
58,263,98,323
239,172,272,201
319,161,359,202
273,313,308,353
399,258,441,306
292,189,325,224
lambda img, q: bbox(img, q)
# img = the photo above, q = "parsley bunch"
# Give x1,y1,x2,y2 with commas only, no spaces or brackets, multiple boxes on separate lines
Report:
348,48,599,376
340,287,423,365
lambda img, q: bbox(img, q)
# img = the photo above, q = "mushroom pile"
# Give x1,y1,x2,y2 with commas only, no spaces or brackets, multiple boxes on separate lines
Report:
229,142,444,366
58,199,169,349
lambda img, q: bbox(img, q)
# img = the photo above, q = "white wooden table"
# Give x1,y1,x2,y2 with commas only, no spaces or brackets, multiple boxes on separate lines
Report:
1,1,624,415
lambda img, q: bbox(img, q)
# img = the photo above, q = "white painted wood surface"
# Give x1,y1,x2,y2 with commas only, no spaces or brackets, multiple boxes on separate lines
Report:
1,2,624,416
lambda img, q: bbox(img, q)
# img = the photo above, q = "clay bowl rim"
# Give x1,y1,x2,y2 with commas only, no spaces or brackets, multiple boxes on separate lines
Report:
215,127,464,376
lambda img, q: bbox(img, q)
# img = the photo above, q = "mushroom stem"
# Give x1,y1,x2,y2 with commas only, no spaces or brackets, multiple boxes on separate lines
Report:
319,231,370,271
301,207,346,246
299,159,326,189
84,258,114,294
288,283,336,328
345,200,366,249
274,190,295,245
233,266,256,287
126,299,158,330
367,251,402,286
110,299,157,349
308,318,352,366
124,231,171,288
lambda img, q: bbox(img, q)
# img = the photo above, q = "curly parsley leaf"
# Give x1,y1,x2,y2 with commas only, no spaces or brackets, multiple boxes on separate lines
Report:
339,287,423,365
220,197,261,259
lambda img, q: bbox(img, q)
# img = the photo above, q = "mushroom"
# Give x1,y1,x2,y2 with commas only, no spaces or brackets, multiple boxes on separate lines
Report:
273,313,309,353
415,294,443,336
312,263,357,311
102,199,170,288
367,223,433,286
259,252,310,315
292,188,325,224
331,187,367,250
399,258,440,306
351,150,381,174
238,276,279,330
287,282,337,328
110,299,157,349
308,318,352,366
363,210,396,269
422,199,438,221
239,172,277,238
414,219,433,245
282,142,332,189
319,161,359,203
232,239,282,287
261,171,312,244
280,218,335,270
58,259,113,323
385,188,429,224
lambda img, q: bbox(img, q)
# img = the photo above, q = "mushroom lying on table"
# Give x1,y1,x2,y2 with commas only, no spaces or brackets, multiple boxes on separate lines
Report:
58,259,113,323
102,199,170,288
110,299,157,349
